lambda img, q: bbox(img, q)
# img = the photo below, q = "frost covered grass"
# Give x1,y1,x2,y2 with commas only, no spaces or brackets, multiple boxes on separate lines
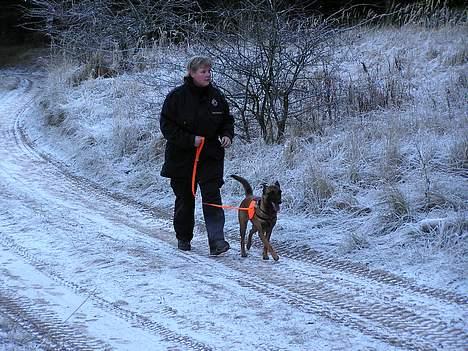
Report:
0,314,44,351
33,24,467,289
0,77,19,92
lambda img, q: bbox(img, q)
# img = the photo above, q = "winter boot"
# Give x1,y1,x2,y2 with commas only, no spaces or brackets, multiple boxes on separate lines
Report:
178,240,191,251
209,239,230,256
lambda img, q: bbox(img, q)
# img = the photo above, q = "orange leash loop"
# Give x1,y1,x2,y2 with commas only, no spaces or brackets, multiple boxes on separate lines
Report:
203,200,257,220
191,137,205,197
191,136,256,220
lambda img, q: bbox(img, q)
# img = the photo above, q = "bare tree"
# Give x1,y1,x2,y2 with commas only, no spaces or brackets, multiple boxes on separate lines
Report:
194,0,340,143
23,0,199,68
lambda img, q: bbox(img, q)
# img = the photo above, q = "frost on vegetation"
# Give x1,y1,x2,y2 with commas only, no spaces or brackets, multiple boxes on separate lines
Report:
299,163,335,213
378,187,414,235
380,139,405,184
34,18,467,265
329,192,371,216
407,215,468,258
40,99,66,127
0,314,44,351
342,131,367,184
339,231,370,254
280,138,303,169
448,137,468,170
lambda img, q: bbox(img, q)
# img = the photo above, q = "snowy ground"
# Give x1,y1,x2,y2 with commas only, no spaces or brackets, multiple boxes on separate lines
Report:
0,25,467,351
0,73,467,351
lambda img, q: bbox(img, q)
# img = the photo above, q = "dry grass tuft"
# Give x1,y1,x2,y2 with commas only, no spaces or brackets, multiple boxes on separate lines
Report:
378,188,414,234
339,232,370,254
448,137,468,170
301,163,335,212
413,216,468,256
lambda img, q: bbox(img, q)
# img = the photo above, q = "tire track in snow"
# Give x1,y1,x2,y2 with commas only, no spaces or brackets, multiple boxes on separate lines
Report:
0,233,213,351
0,285,110,351
249,237,468,306
2,197,466,351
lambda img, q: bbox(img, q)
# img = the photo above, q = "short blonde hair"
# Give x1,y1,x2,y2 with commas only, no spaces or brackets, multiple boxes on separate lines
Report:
186,56,212,72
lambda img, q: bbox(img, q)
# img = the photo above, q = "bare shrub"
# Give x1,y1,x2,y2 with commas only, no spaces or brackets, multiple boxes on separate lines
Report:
347,58,413,115
23,0,199,70
289,67,346,136
283,43,415,138
195,0,339,143
414,141,437,212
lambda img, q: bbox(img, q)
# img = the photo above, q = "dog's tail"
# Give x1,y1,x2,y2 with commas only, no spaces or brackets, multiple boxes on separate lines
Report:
230,174,253,196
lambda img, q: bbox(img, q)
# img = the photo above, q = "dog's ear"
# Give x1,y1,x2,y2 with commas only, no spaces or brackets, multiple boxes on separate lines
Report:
262,183,267,194
275,180,280,189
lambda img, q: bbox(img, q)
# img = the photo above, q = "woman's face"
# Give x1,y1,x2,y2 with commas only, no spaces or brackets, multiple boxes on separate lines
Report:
190,65,211,87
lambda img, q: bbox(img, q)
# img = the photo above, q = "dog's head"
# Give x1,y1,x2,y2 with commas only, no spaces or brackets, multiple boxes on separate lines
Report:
262,181,282,212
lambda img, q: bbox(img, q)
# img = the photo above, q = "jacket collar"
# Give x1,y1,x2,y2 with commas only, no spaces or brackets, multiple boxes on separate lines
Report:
184,76,211,97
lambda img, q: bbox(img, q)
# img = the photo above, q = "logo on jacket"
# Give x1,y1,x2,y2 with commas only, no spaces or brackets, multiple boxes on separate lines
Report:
211,98,218,107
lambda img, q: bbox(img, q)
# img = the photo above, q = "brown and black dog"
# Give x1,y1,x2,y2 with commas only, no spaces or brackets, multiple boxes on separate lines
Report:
231,175,282,261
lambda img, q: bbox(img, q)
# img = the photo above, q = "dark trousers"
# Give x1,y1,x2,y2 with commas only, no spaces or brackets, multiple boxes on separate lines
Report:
170,178,225,245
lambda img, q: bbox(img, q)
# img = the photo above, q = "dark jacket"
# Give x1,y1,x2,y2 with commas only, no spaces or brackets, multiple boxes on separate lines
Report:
160,77,234,181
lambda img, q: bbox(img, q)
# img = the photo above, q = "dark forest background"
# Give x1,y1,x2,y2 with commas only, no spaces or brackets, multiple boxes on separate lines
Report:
1,0,466,45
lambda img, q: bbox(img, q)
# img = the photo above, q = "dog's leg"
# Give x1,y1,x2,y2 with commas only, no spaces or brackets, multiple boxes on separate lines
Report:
239,220,248,257
262,237,269,260
266,229,279,261
261,230,271,260
246,227,257,250
257,230,279,261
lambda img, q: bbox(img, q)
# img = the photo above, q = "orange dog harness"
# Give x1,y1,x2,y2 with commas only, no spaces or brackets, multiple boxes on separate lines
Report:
247,199,256,219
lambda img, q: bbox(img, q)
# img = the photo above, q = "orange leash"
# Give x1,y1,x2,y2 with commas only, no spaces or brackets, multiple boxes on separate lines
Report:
201,200,257,220
191,138,255,219
191,137,205,197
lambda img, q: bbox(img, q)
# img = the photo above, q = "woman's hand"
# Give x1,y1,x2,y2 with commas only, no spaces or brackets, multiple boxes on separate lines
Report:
220,136,231,148
194,136,203,147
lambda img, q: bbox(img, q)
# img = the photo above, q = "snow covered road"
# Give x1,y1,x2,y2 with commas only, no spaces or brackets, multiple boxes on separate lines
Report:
0,72,466,350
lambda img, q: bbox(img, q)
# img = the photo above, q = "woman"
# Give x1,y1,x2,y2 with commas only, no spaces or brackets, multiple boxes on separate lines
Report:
160,56,234,255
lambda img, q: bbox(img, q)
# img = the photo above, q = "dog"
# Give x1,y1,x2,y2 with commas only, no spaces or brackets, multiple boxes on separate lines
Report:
231,175,282,261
